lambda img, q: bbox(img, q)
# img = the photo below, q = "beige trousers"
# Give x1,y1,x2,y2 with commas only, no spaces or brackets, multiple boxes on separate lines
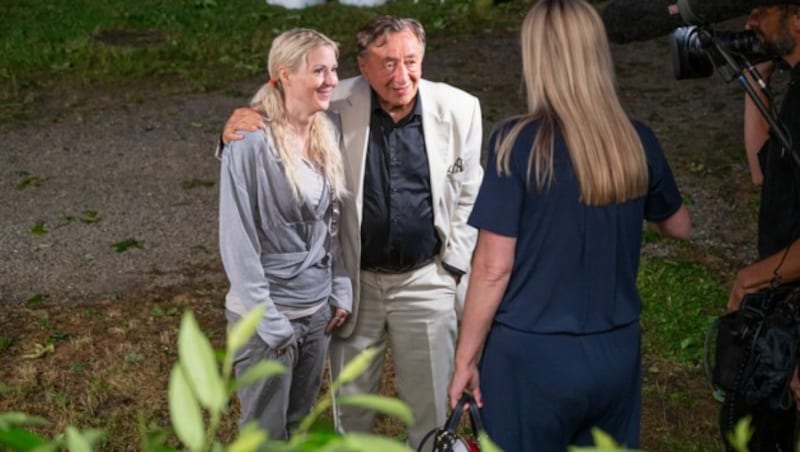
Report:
329,261,458,449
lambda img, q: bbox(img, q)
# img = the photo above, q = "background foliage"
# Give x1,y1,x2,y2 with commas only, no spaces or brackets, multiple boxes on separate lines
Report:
0,0,523,122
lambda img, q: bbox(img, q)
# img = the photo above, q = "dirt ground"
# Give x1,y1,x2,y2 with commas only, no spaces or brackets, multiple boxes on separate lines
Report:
0,24,771,450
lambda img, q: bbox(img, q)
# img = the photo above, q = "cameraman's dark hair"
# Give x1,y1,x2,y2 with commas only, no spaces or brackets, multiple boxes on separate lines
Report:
355,16,426,56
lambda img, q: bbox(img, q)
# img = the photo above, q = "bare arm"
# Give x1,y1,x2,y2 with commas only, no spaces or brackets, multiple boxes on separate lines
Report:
742,61,776,186
650,204,691,240
447,229,516,408
728,238,800,311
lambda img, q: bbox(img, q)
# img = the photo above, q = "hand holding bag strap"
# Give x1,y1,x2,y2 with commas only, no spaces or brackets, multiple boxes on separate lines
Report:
416,392,482,452
450,392,484,433
444,393,469,432
462,392,484,434
416,398,465,452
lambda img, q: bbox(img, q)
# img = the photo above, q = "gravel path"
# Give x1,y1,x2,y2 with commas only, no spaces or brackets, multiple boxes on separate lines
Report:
0,87,249,303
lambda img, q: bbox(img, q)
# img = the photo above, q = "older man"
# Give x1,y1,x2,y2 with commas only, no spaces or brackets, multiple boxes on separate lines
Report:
220,16,482,447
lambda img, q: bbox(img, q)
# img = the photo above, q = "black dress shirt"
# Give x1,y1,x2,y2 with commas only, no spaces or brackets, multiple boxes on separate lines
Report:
360,92,441,272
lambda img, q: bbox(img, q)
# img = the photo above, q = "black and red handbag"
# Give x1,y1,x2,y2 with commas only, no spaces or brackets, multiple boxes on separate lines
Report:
417,392,483,452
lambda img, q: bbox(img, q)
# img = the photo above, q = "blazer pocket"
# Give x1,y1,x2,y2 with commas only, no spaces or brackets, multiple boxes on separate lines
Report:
443,171,465,207
447,170,466,182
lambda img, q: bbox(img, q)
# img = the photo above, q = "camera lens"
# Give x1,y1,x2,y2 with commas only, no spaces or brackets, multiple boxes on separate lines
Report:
670,26,714,79
670,26,768,80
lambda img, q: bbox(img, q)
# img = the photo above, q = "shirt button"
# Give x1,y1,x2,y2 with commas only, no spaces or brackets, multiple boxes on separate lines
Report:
391,218,398,223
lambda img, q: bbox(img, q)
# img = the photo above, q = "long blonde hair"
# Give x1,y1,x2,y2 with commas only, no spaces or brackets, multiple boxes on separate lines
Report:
495,0,648,206
250,28,347,200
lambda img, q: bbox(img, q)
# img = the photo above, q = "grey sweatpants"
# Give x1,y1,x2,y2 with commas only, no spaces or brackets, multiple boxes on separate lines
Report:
227,305,332,439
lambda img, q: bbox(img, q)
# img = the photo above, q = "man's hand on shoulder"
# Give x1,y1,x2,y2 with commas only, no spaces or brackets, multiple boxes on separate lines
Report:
222,107,265,145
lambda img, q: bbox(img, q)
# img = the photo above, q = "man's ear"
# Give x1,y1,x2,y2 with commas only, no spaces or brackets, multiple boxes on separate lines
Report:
356,55,368,77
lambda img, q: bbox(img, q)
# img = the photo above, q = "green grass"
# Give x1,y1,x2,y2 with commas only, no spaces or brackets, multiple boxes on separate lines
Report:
0,0,527,116
639,256,727,365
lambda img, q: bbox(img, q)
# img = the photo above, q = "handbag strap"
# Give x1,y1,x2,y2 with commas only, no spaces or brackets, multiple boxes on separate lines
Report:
444,393,468,431
415,392,485,452
446,392,484,434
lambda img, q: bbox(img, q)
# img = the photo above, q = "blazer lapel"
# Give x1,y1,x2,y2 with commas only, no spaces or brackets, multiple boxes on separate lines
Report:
335,79,371,227
419,81,451,232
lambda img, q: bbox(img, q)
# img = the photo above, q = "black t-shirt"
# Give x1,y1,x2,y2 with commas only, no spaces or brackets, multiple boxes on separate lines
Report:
757,63,800,258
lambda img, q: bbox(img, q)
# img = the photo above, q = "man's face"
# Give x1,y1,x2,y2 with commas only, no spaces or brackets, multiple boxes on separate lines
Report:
357,30,423,113
746,6,797,58
282,44,338,114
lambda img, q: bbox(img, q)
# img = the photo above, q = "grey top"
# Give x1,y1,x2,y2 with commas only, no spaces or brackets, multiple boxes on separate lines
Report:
219,126,352,349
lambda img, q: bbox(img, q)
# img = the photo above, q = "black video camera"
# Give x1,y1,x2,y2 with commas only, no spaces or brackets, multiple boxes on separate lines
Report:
669,25,771,79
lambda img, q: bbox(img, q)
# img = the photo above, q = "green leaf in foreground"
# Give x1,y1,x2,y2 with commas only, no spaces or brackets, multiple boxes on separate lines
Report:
178,312,226,411
65,426,92,452
168,364,204,451
0,412,50,430
569,427,639,452
112,238,143,253
726,416,753,452
331,432,411,452
336,394,414,426
234,360,286,390
227,424,268,452
0,428,48,450
334,347,378,387
478,431,503,452
227,305,265,356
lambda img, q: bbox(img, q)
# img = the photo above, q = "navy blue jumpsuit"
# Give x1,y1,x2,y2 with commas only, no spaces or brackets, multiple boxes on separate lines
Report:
468,119,684,451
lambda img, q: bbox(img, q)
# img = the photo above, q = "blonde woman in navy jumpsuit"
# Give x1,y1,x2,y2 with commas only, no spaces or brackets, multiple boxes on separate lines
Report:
447,1,692,450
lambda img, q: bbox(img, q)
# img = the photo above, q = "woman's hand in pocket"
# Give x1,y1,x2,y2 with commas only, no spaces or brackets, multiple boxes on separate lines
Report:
325,307,349,334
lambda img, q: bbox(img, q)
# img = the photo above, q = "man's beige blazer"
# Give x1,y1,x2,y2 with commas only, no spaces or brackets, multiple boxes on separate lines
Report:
329,76,483,338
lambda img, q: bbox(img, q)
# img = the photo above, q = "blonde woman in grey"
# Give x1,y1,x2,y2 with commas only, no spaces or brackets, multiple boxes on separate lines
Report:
448,0,690,450
218,28,351,439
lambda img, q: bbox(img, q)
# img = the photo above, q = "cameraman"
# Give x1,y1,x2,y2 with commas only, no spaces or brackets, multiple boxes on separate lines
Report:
723,2,800,450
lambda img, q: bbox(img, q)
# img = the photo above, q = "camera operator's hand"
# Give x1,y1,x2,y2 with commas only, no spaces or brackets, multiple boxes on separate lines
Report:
727,268,760,312
727,280,747,312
